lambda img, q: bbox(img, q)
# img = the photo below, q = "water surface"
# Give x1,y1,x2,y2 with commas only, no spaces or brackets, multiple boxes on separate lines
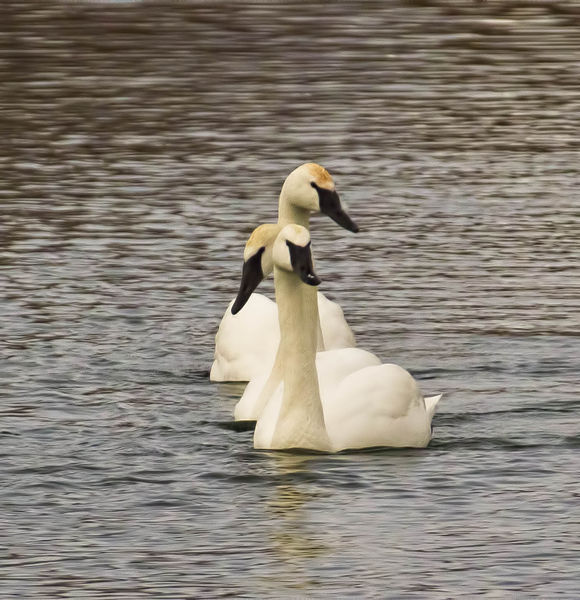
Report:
1,1,579,597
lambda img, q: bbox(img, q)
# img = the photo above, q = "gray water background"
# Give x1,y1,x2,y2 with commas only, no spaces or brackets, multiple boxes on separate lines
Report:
1,0,579,597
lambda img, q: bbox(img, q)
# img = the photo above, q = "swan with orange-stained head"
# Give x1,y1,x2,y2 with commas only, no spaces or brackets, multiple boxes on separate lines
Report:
210,163,358,383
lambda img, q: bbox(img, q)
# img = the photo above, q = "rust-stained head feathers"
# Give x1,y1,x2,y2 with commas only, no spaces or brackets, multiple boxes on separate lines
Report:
278,163,358,232
243,223,281,263
304,163,335,191
279,162,337,214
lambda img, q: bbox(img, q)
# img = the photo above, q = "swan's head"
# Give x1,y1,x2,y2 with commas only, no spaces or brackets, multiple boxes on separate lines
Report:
232,224,281,315
231,224,320,315
273,224,321,286
281,163,359,233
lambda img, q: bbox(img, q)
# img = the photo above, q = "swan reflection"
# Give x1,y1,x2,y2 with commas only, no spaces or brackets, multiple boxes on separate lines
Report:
264,453,333,562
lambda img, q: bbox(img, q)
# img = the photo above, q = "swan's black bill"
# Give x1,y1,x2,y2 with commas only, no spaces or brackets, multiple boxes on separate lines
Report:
231,247,265,315
286,240,321,286
312,182,359,233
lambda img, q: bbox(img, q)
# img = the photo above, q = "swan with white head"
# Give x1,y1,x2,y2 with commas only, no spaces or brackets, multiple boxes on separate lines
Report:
211,163,358,383
234,224,442,452
232,223,380,422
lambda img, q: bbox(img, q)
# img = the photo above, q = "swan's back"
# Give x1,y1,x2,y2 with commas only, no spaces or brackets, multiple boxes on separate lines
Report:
325,364,434,450
213,292,356,383
211,294,279,382
317,292,356,349
240,347,378,422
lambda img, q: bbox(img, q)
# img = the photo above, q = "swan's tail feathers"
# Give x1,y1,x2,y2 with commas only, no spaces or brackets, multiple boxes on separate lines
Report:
425,394,443,417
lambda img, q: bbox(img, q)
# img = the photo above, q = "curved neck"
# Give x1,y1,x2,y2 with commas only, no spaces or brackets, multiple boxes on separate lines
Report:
278,191,311,228
270,267,330,451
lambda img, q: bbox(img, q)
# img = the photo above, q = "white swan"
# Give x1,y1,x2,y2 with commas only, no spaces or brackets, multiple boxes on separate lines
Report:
231,224,374,420
211,163,359,382
234,346,381,421
235,224,442,452
213,292,356,383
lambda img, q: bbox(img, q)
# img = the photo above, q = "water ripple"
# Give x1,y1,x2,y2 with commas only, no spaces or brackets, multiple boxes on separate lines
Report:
1,1,579,598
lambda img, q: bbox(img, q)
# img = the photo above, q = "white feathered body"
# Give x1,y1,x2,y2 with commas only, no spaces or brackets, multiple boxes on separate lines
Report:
211,292,355,382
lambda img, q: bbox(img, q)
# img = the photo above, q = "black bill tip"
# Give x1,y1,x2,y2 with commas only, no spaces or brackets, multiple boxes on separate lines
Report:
338,211,360,233
302,272,321,286
312,182,359,233
231,295,246,315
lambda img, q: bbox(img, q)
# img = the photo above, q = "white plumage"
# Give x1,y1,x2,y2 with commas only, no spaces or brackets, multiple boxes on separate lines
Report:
244,225,442,452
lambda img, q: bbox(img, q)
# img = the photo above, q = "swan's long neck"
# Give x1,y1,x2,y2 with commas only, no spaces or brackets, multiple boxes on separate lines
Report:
278,191,310,228
278,189,325,351
270,266,330,451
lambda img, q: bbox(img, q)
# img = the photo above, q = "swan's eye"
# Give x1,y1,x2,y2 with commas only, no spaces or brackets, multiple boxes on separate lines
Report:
311,182,320,190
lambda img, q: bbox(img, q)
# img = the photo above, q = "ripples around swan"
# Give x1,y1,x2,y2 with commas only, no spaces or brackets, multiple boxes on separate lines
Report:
1,0,579,597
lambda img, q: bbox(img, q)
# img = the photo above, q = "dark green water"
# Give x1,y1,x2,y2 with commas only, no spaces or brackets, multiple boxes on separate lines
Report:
1,1,579,597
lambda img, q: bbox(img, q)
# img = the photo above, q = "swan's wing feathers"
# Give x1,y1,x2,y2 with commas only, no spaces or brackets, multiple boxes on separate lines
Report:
326,364,434,449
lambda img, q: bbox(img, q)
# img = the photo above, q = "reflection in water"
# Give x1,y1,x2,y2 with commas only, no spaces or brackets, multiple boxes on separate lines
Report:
266,454,331,564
